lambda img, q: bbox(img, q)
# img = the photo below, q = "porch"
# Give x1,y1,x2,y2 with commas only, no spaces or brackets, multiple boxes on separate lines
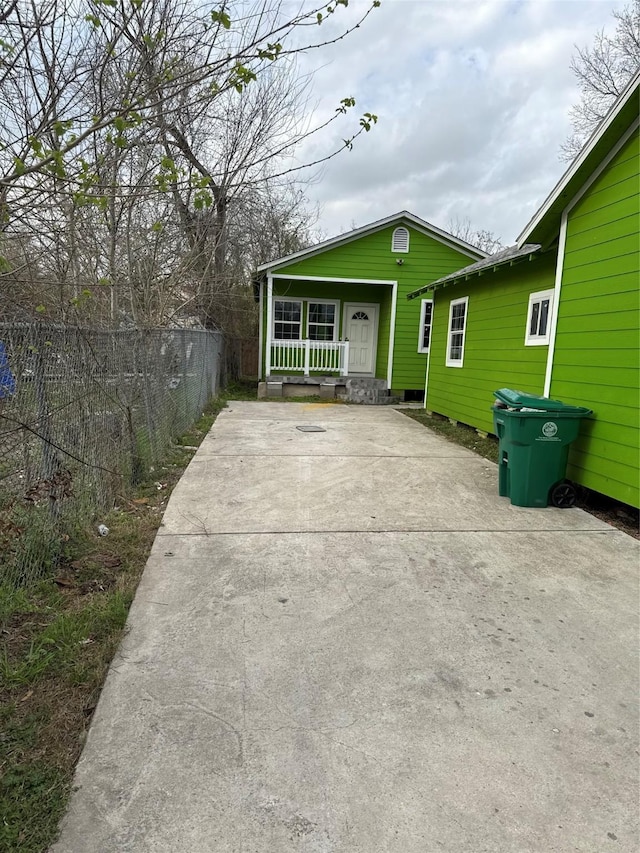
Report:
261,274,397,387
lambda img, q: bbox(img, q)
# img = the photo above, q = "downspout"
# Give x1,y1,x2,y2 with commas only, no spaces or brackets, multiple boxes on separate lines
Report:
543,212,568,397
265,273,273,378
258,277,264,380
386,282,398,388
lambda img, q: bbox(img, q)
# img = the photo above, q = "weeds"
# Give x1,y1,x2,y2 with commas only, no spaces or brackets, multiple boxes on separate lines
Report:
401,409,500,463
0,392,230,853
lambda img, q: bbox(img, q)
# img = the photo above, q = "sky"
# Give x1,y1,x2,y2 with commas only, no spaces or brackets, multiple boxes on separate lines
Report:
289,0,627,246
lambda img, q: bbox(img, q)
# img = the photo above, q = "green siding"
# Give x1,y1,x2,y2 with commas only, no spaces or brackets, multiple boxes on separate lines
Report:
550,129,640,507
262,223,479,389
426,254,556,433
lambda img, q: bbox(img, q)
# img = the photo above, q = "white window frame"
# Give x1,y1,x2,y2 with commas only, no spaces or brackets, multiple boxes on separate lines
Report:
417,298,433,353
273,298,303,340
306,298,340,342
525,289,554,346
445,296,469,368
392,226,410,253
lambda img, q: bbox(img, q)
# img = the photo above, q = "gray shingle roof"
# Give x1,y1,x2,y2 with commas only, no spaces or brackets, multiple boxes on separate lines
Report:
407,243,542,300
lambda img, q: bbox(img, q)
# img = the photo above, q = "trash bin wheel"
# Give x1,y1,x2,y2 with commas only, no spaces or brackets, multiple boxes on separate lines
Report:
550,481,577,509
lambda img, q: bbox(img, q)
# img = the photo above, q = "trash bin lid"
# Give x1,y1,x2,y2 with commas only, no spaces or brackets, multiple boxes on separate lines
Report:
494,388,591,415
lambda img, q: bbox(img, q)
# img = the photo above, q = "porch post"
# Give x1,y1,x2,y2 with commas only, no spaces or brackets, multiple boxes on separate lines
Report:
341,341,350,376
265,273,273,377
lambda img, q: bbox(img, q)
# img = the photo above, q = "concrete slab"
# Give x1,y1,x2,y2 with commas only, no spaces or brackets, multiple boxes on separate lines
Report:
52,403,640,853
158,455,607,536
222,401,407,422
196,413,471,458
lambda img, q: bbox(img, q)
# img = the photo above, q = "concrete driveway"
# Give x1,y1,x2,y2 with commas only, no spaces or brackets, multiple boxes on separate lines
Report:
53,402,639,853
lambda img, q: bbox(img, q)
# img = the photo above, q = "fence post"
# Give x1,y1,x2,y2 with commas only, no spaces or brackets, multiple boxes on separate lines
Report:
33,325,61,520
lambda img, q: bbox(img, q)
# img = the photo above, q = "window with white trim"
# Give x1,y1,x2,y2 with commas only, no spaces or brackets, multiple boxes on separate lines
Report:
392,226,410,253
417,299,433,353
307,301,338,341
446,296,468,367
273,299,302,340
525,289,554,345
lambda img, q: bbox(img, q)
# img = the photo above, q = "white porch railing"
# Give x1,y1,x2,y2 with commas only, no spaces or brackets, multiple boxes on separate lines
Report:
270,340,350,376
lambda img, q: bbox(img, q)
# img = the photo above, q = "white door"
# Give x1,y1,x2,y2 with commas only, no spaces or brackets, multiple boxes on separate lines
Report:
344,303,378,374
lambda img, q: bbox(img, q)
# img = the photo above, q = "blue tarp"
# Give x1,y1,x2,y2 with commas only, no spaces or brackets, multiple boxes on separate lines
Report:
0,340,16,398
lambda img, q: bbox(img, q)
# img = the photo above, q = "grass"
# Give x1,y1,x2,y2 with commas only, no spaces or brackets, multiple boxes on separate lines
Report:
0,393,231,853
401,409,500,463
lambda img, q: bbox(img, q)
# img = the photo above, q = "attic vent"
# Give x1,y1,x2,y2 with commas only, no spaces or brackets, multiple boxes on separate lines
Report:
392,226,409,253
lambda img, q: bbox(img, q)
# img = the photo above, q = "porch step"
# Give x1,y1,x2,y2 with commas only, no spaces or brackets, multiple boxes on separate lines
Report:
345,378,401,405
259,376,402,405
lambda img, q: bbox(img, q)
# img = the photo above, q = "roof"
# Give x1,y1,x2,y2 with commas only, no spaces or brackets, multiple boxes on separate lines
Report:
518,69,640,247
406,243,542,300
256,210,486,273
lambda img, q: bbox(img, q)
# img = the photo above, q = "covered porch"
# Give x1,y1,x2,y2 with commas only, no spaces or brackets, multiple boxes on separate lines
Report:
261,273,397,385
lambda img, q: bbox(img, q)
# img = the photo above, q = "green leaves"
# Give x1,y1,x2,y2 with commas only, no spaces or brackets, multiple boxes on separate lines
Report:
193,190,212,210
230,63,257,93
336,97,356,114
210,9,231,29
154,157,181,192
318,0,351,22
53,119,73,138
257,42,283,61
359,112,378,131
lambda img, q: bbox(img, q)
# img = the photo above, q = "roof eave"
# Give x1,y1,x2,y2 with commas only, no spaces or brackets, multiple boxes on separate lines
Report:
257,210,487,273
406,247,542,300
517,70,640,247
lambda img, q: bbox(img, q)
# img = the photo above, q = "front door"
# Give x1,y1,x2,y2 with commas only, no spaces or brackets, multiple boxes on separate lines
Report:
344,303,378,374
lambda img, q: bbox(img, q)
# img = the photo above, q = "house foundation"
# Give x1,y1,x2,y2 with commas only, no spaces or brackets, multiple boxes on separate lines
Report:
258,375,402,404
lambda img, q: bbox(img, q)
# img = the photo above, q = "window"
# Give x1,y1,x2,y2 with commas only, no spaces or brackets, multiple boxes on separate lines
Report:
446,296,468,367
525,289,554,345
417,299,433,353
392,226,410,253
307,302,337,341
274,300,302,340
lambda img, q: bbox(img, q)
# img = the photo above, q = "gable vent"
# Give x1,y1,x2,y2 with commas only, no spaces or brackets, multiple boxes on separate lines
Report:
392,226,409,253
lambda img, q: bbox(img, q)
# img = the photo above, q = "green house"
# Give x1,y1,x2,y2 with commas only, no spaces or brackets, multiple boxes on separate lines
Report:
255,212,484,402
408,71,639,508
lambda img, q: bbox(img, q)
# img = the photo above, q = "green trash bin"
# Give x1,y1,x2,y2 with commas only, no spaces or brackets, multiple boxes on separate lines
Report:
492,389,593,508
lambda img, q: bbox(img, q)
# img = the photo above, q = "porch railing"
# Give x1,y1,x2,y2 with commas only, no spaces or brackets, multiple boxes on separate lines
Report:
270,339,350,376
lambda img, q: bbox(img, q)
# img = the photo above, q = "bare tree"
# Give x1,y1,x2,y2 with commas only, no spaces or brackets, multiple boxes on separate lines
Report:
0,0,381,328
561,0,640,161
447,216,503,254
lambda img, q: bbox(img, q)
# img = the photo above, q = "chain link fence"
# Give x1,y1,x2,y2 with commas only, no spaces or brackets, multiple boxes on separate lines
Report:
0,324,223,587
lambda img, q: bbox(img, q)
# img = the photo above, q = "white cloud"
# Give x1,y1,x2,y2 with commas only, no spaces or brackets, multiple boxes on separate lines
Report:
282,0,626,245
